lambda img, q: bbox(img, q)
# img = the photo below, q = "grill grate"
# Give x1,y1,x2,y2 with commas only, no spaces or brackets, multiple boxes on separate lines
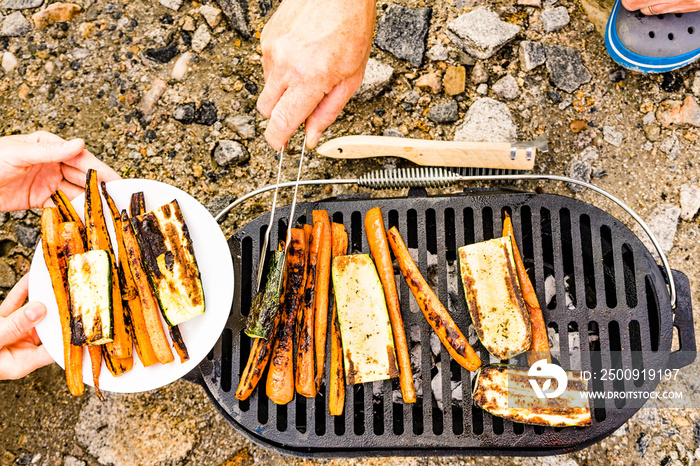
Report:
196,189,694,457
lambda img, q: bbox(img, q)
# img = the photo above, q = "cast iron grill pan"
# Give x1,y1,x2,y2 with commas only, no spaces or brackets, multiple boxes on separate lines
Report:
195,189,695,457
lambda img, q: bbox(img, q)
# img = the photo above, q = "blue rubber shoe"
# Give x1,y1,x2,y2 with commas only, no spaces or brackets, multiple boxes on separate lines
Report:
605,0,700,73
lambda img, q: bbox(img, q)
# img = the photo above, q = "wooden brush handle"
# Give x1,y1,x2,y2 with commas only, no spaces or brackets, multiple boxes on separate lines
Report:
315,136,535,170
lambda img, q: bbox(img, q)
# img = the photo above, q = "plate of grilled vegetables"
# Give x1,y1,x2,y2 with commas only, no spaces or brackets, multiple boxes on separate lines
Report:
29,173,234,396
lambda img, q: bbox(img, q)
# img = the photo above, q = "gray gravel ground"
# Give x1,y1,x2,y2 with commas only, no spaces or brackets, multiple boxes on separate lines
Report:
2,0,700,464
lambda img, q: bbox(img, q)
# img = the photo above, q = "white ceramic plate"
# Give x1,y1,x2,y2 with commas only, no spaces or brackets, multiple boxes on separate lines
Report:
29,179,234,393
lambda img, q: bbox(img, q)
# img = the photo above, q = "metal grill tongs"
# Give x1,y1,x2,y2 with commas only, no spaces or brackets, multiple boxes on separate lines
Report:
216,166,677,310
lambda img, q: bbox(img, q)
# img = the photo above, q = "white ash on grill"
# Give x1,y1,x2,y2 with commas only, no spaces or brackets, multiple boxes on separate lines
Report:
544,274,576,310
431,366,463,411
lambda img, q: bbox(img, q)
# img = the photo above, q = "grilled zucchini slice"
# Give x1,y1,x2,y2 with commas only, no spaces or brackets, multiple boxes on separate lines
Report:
332,254,399,384
458,236,532,360
473,364,592,427
131,200,205,326
67,250,113,346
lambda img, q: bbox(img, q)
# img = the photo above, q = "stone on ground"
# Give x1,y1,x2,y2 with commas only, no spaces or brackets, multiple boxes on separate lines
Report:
454,97,516,142
692,71,700,97
199,4,222,28
545,45,591,93
1,11,30,36
443,66,466,95
659,134,681,160
171,52,192,80
16,224,40,248
141,78,167,118
471,61,489,84
426,43,448,62
519,41,546,71
173,103,196,124
680,184,700,220
354,58,393,100
603,125,623,147
144,43,178,63
195,101,217,125
213,140,248,167
656,96,700,127
224,114,255,139
191,24,212,53
427,102,459,123
33,2,82,29
1,51,17,72
540,6,570,32
214,0,250,39
159,0,182,11
447,8,520,59
492,74,519,100
375,5,432,67
2,0,41,10
633,204,680,255
415,70,442,93
566,159,592,192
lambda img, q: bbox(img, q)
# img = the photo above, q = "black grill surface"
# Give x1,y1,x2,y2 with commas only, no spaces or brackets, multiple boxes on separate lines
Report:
195,189,695,458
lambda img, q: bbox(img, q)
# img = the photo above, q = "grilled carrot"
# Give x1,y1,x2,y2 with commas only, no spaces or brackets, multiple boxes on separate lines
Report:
120,209,174,365
329,222,348,416
296,221,322,398
129,191,190,362
103,345,133,376
387,227,481,372
365,208,416,403
503,212,551,366
41,209,84,396
312,211,331,391
60,221,103,398
267,228,307,405
50,190,86,246
101,183,159,367
85,170,132,360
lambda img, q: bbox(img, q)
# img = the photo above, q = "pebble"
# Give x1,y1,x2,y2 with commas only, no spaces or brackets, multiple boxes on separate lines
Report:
470,61,489,84
199,5,222,28
159,0,182,11
403,90,420,105
215,0,251,39
18,83,30,99
545,45,591,93
11,210,27,220
171,51,191,80
476,83,488,94
634,203,680,255
354,58,393,100
454,97,517,142
0,212,7,225
2,0,42,9
140,78,167,118
205,195,236,216
375,5,431,67
427,101,459,123
609,69,626,83
195,101,217,125
692,71,700,97
63,456,86,466
547,90,561,103
144,43,178,63
519,41,546,72
415,70,441,94
642,111,656,125
659,134,681,160
644,125,661,141
580,145,599,161
32,3,81,28
656,95,700,128
1,11,31,36
603,125,623,146
0,260,16,288
212,140,248,167
1,51,17,72
224,114,255,139
383,128,404,138
447,8,520,59
570,119,587,133
492,74,519,100
173,102,196,124
426,43,448,62
443,66,465,95
637,433,650,458
566,159,591,192
540,6,570,32
16,224,40,248
182,15,195,31
684,185,700,220
518,0,541,5
191,24,211,53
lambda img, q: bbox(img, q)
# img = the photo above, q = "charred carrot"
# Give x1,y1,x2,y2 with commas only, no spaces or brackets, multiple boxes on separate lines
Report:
329,222,347,416
120,209,174,365
312,211,331,391
41,209,84,396
130,192,146,217
101,183,159,367
169,326,190,363
365,208,416,403
296,221,322,398
50,190,86,246
85,170,132,360
267,228,307,405
503,213,551,366
387,227,481,372
103,346,133,376
60,221,102,397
